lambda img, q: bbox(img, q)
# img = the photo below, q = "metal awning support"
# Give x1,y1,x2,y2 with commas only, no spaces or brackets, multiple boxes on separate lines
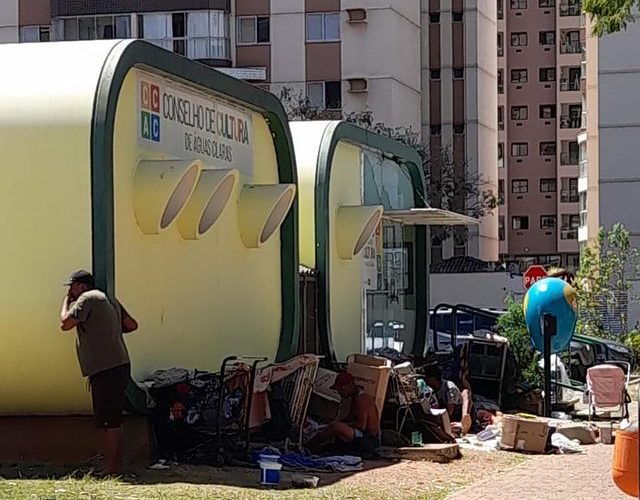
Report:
383,208,480,226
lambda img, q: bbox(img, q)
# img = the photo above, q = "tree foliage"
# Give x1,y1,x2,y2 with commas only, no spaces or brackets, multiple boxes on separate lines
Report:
574,223,640,340
496,296,541,389
583,0,639,36
278,87,497,243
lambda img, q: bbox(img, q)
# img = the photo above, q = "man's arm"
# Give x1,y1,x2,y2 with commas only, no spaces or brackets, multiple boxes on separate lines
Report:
60,295,78,331
352,395,370,432
120,304,138,333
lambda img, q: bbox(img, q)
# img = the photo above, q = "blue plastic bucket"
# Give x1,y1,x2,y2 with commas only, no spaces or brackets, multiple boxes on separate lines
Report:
258,454,282,486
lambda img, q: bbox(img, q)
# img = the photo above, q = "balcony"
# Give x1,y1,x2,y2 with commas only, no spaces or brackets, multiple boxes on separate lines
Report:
560,40,582,54
146,37,231,61
561,229,578,240
579,159,587,178
560,78,580,91
561,189,579,203
561,152,579,165
560,1,581,16
560,116,581,128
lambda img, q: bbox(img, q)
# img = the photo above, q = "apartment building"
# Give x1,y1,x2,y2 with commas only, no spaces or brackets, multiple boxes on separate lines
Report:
4,0,498,262
497,0,581,271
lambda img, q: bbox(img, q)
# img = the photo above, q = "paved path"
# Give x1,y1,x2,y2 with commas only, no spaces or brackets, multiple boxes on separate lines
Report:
449,444,630,500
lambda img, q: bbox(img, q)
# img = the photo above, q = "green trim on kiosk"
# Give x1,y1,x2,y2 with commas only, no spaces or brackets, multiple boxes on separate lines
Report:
90,40,300,362
315,122,430,362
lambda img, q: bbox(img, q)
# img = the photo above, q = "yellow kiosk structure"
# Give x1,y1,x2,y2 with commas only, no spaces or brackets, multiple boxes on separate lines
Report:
292,121,477,362
0,40,299,418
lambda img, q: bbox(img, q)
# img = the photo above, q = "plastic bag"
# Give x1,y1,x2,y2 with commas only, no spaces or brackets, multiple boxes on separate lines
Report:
551,432,583,454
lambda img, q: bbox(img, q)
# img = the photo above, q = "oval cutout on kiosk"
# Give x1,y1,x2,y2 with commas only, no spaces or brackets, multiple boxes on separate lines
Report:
335,205,384,260
177,168,239,240
134,159,202,235
239,184,297,248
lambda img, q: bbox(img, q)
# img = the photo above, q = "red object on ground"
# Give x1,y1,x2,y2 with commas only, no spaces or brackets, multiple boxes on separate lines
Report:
523,265,548,289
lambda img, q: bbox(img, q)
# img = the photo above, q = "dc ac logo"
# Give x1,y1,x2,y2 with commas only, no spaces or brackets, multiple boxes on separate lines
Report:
140,81,161,142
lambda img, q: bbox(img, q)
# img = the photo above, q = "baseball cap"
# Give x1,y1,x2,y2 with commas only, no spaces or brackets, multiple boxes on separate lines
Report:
63,270,95,287
330,371,355,391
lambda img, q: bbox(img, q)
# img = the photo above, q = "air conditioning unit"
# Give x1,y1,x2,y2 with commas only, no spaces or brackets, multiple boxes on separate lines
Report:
347,78,368,93
346,8,367,23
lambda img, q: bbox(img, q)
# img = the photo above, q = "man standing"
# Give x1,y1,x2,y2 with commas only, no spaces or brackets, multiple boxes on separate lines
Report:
59,270,138,476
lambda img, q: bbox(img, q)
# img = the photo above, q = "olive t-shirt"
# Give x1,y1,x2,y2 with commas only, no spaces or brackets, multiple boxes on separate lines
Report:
68,289,130,377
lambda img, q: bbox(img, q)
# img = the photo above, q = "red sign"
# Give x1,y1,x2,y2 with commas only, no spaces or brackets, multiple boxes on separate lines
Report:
524,265,548,289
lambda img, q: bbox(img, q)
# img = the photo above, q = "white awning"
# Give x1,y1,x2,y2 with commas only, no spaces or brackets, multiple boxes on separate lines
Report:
383,208,479,226
215,67,267,81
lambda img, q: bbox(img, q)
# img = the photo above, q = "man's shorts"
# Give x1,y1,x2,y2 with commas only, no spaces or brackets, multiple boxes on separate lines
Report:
89,363,131,429
353,428,379,453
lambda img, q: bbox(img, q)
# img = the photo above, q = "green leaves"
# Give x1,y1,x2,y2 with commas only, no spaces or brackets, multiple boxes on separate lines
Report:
583,0,638,36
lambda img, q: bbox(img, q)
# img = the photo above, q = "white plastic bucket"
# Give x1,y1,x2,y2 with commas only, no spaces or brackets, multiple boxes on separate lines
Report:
258,454,282,486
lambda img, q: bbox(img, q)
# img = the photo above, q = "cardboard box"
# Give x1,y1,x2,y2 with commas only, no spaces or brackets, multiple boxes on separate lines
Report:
501,415,549,454
347,354,391,417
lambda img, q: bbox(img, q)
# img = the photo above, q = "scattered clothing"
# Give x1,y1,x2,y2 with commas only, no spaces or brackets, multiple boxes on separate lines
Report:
254,447,362,473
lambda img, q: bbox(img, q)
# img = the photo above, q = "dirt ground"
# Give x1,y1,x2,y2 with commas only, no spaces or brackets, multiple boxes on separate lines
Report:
0,442,627,499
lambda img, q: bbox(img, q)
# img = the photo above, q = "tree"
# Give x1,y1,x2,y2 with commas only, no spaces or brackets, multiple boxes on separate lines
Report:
496,296,542,389
583,0,639,36
574,223,640,340
278,87,497,244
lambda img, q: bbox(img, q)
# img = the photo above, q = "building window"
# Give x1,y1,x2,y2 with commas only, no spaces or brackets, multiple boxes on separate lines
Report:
511,68,528,83
453,68,464,79
511,32,528,46
498,106,505,130
539,31,555,45
238,15,270,44
306,12,340,42
560,30,581,54
430,13,440,23
541,215,557,229
540,142,557,156
498,180,505,204
539,104,556,119
498,69,504,93
430,69,441,79
539,67,556,82
452,12,463,22
498,32,504,57
512,216,529,230
512,142,529,157
561,177,579,202
20,25,51,42
430,125,442,136
453,124,465,134
561,214,580,239
561,140,580,165
539,0,555,6
499,216,506,241
560,0,581,16
511,0,527,8
498,142,505,168
512,179,529,194
560,104,582,128
540,178,557,192
498,0,504,19
134,11,230,59
54,15,131,41
307,81,342,110
560,66,581,91
511,106,528,120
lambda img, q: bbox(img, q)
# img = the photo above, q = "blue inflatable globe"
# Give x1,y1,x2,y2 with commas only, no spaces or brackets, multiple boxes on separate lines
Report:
523,277,578,354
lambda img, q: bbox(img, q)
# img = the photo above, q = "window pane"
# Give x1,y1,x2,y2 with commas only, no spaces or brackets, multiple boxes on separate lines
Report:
187,12,209,37
238,17,256,44
325,81,342,109
210,11,226,37
115,16,130,38
78,17,96,40
96,16,115,39
306,14,323,41
143,14,171,49
324,13,340,40
172,13,186,37
63,18,78,41
257,17,270,43
19,26,40,42
307,82,324,108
